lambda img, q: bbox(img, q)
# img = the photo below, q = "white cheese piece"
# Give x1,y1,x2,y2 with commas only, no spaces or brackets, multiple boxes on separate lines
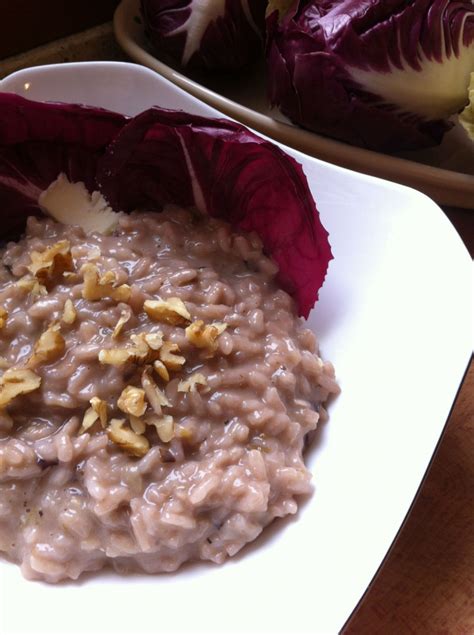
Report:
39,173,122,235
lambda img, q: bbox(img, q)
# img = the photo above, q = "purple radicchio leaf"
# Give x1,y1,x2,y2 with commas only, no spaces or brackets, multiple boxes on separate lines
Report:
140,0,267,70
266,0,474,151
0,93,126,238
97,107,333,317
0,94,332,317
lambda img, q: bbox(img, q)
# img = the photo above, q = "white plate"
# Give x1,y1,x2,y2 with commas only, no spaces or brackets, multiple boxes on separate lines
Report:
113,0,474,210
0,61,471,635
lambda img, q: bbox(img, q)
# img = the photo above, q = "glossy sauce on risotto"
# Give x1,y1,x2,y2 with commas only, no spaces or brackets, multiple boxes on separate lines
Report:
0,208,338,582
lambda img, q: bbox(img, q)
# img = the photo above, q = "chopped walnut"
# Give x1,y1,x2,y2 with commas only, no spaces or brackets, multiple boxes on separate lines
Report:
129,333,157,358
132,333,168,366
61,299,76,325
78,396,108,434
28,322,65,367
144,298,191,325
99,334,149,366
0,368,41,407
141,367,170,414
153,359,170,382
99,348,138,366
129,415,146,434
185,320,227,351
27,240,73,288
159,341,185,372
0,307,7,329
17,275,47,296
107,418,149,457
99,270,117,286
79,406,99,434
178,372,207,393
117,385,147,417
144,332,163,351
146,414,174,443
100,328,170,368
81,263,131,302
90,396,107,427
112,307,132,339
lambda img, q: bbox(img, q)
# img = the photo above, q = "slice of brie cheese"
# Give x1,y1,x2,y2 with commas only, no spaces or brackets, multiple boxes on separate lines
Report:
39,173,122,234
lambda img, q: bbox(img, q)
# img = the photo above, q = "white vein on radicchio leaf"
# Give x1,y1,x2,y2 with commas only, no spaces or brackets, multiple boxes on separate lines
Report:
140,0,267,70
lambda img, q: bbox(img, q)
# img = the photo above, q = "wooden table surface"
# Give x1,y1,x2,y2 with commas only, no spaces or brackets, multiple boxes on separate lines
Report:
343,207,473,635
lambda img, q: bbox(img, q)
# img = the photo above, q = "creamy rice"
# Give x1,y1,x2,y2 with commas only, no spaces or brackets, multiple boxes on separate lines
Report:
0,207,338,582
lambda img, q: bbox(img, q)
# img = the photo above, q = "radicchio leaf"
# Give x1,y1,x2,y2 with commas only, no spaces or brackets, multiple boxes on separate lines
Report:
97,107,332,317
0,94,332,317
266,0,474,151
141,0,267,70
0,94,126,238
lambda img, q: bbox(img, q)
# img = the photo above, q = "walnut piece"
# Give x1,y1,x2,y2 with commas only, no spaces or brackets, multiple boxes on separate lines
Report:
185,320,227,351
27,240,73,288
79,407,99,434
99,348,137,366
81,263,131,302
99,334,149,366
146,414,174,443
28,323,65,367
144,298,191,325
61,299,77,325
107,418,149,457
0,368,41,407
112,307,132,339
153,359,170,382
0,307,7,329
117,385,147,417
159,341,185,371
129,415,146,434
100,328,179,370
90,396,107,427
99,270,116,286
144,332,164,351
78,397,108,434
129,333,159,359
141,367,170,414
178,372,207,393
17,275,47,296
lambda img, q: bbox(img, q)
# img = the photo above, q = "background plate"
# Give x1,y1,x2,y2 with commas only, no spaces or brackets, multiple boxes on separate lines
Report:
0,61,471,635
113,0,474,210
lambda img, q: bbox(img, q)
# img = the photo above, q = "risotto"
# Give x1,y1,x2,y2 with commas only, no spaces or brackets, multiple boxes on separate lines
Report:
0,207,338,582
